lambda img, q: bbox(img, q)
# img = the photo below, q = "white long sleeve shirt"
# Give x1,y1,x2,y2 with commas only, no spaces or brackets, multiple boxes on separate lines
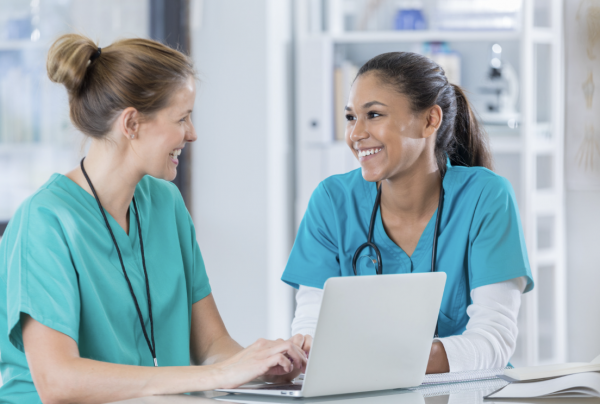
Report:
291,276,526,372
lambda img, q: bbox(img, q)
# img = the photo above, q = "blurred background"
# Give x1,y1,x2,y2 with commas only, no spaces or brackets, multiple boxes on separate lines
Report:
0,0,598,373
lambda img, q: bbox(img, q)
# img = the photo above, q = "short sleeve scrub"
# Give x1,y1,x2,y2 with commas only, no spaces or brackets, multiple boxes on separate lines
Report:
0,174,211,403
282,161,534,338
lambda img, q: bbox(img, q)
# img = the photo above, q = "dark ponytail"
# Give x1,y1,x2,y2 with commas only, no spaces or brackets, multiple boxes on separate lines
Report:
451,84,493,170
356,52,493,175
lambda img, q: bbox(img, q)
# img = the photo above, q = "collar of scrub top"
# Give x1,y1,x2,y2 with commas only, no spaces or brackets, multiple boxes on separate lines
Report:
351,180,445,276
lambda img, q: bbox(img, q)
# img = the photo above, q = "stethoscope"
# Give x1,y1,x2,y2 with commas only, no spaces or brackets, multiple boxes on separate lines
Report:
351,181,445,337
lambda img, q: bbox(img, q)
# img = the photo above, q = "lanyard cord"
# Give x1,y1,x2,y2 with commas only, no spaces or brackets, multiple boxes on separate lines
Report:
80,158,157,367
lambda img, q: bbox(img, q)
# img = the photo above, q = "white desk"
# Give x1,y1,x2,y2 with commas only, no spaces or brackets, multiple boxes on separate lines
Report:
108,379,600,404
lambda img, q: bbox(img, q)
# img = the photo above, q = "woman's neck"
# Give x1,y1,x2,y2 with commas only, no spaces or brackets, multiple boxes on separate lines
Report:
69,139,143,227
380,157,442,222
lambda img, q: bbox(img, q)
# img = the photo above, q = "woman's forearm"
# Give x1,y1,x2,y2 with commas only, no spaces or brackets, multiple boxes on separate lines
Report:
36,357,222,404
23,314,225,404
200,334,244,366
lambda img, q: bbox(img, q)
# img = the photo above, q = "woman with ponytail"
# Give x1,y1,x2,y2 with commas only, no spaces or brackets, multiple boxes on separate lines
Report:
0,34,307,404
283,52,533,373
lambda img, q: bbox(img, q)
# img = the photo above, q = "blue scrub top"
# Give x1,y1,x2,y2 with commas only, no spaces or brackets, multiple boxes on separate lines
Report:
0,174,211,404
282,161,533,338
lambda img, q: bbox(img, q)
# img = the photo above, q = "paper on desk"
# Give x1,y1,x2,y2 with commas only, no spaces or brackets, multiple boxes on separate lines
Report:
486,372,600,399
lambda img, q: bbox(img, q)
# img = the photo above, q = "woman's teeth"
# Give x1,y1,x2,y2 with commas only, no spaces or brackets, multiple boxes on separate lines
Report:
169,149,182,158
358,148,382,158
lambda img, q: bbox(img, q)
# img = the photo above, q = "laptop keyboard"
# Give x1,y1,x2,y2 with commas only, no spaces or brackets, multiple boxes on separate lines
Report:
257,384,302,391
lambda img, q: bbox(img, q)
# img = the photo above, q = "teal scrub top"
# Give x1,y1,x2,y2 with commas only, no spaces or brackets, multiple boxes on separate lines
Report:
282,161,533,338
0,174,211,403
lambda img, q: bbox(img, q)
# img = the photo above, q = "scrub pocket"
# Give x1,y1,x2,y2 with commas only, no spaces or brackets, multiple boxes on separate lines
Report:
436,309,457,338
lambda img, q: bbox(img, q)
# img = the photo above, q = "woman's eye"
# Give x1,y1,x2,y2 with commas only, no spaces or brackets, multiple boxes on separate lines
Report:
345,114,356,121
180,116,187,123
368,112,381,118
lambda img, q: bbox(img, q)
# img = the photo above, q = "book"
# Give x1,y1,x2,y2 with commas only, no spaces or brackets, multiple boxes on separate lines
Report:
502,354,600,382
486,372,600,399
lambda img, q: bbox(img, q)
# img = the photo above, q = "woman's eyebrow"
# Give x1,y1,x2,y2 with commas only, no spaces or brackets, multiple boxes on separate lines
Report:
362,101,387,108
345,101,387,112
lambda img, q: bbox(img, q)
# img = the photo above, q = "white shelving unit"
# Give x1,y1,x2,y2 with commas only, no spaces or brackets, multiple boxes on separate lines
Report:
294,0,566,367
0,0,150,227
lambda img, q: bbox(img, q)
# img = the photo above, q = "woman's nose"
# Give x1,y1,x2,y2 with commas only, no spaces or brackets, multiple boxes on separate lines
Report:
349,118,369,142
186,123,198,143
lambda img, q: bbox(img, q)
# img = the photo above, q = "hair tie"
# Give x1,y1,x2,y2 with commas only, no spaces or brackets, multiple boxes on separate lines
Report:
90,47,101,62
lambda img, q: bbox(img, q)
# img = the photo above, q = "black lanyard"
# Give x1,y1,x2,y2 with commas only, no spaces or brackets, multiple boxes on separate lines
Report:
80,158,157,366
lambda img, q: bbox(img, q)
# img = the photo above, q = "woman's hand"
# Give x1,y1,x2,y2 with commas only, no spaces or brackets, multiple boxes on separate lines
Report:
290,333,313,358
214,338,308,389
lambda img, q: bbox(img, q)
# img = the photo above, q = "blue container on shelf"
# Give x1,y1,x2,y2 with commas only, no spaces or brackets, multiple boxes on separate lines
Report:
6,16,32,40
394,1,426,30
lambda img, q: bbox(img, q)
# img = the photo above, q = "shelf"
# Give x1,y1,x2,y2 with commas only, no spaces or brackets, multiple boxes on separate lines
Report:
0,142,76,153
531,29,554,44
489,136,523,153
0,40,49,51
318,30,522,44
537,249,557,266
534,190,559,214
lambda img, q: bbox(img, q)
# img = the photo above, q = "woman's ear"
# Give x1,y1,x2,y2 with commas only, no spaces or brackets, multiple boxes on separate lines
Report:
118,107,140,140
423,105,443,139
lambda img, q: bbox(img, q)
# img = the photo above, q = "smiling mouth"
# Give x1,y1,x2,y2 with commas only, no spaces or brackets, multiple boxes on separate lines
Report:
169,149,182,159
357,148,382,157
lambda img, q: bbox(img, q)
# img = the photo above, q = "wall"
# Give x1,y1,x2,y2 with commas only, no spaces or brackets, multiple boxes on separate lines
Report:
566,193,600,360
564,0,600,361
190,0,294,347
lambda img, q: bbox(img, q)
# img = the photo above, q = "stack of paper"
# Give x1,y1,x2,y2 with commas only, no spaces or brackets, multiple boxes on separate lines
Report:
486,354,600,399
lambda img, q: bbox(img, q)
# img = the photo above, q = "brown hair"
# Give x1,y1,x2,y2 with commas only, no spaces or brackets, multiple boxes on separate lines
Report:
356,52,493,175
47,34,195,138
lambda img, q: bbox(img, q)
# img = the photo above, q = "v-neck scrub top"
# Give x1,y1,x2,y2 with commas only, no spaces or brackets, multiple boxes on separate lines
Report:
282,161,533,338
0,174,211,403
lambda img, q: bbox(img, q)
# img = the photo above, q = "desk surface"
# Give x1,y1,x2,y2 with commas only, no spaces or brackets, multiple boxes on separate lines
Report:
108,379,600,404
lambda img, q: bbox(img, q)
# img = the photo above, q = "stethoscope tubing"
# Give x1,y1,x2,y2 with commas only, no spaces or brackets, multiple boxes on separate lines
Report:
352,180,445,337
352,183,384,275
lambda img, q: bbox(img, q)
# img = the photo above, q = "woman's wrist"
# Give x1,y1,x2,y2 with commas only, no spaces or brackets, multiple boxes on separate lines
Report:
200,362,229,391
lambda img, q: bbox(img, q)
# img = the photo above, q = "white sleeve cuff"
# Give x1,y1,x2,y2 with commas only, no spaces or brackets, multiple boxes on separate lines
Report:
435,276,526,371
291,285,323,337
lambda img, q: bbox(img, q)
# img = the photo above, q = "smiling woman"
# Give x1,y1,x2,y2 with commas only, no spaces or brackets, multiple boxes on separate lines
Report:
283,52,533,374
0,34,307,404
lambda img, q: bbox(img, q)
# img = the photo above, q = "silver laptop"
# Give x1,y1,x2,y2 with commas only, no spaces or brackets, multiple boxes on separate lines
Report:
214,388,425,404
216,272,446,398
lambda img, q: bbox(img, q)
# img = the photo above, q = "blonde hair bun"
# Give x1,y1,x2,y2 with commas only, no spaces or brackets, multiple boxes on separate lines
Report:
47,34,99,94
46,33,195,138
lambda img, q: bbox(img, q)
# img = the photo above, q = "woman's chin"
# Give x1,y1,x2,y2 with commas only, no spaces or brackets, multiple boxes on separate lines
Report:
167,170,178,182
156,166,177,182
360,168,385,183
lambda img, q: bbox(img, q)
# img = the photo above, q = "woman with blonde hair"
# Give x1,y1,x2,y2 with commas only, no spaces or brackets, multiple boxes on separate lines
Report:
0,34,306,404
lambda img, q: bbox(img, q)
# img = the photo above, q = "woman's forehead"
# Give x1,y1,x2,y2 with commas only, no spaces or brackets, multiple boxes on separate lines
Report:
349,73,410,109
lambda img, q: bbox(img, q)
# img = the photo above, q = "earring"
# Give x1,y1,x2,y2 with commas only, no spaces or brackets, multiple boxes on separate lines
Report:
130,134,135,139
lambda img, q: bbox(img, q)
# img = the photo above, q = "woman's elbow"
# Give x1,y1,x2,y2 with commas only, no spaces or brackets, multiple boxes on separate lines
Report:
36,379,70,404
32,364,79,404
